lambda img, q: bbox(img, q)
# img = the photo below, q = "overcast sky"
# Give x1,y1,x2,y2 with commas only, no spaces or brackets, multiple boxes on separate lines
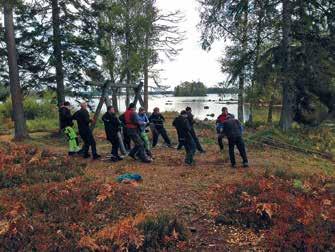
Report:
156,0,226,88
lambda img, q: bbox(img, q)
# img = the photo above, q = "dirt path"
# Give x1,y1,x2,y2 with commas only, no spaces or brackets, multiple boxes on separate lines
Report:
82,143,266,251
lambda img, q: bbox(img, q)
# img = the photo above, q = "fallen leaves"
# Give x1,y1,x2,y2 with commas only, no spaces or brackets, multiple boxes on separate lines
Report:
209,175,335,250
256,203,279,219
0,220,9,236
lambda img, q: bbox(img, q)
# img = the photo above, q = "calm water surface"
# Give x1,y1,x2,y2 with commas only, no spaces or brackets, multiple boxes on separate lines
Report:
70,94,250,121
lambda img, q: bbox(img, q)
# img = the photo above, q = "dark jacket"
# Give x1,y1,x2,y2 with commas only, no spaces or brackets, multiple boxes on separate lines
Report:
102,112,121,140
59,106,73,129
73,108,91,133
173,115,192,141
119,114,126,127
186,111,195,126
149,113,165,127
222,118,243,139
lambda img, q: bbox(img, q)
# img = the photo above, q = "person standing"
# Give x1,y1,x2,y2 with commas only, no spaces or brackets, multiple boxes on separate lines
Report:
137,107,152,158
102,106,123,162
149,107,172,148
73,102,101,160
124,103,151,163
173,110,196,165
119,113,131,151
222,117,249,168
59,101,80,156
216,107,235,151
185,107,205,153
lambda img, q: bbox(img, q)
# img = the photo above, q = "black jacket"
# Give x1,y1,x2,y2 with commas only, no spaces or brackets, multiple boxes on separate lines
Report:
102,112,121,140
149,113,165,128
186,111,195,126
59,107,73,129
222,119,243,139
173,115,192,140
119,114,126,127
73,108,91,133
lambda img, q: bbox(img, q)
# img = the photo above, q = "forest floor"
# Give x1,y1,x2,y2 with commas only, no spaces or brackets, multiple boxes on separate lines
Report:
0,117,334,251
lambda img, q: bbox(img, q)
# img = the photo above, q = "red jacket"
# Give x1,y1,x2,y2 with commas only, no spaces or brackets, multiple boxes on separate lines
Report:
124,109,138,129
216,113,235,124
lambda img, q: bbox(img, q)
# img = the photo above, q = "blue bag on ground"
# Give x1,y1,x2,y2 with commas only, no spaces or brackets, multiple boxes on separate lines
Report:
117,173,142,182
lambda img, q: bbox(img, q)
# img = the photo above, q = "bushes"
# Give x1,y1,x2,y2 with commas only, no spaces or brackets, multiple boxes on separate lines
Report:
138,214,188,250
0,143,86,189
246,126,335,155
0,178,143,251
0,95,57,121
79,213,189,251
0,95,59,132
210,175,335,250
27,117,59,132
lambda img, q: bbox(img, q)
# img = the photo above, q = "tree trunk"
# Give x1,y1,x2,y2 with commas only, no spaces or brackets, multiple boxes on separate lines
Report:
267,93,275,124
111,88,119,112
248,0,263,125
125,1,131,108
125,87,130,108
143,49,149,111
143,1,151,111
279,0,295,131
238,0,249,123
51,0,65,129
238,76,245,122
4,1,29,141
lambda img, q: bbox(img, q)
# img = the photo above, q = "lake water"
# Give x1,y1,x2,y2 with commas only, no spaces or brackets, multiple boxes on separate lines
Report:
70,94,250,121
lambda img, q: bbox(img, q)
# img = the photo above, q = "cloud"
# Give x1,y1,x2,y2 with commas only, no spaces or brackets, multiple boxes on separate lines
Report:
156,0,227,88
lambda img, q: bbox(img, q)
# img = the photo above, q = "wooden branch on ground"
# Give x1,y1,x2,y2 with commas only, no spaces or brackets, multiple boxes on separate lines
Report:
260,137,333,160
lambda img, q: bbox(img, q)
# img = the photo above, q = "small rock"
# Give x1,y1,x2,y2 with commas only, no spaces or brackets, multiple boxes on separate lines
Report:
189,226,197,233
215,215,233,225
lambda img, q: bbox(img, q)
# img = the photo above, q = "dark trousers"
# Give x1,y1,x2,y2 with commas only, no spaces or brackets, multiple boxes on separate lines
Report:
176,132,184,150
183,138,196,164
80,130,97,156
127,128,147,161
218,134,224,150
228,136,248,165
190,128,204,152
152,126,171,147
123,128,131,151
109,135,120,157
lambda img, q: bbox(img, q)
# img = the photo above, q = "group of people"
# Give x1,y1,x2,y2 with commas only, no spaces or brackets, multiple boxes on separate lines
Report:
59,101,249,168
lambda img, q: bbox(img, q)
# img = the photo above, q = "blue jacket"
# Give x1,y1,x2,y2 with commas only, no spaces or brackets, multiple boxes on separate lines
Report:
137,113,149,132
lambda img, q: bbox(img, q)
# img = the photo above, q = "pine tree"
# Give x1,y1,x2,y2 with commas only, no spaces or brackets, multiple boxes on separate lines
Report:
3,0,29,140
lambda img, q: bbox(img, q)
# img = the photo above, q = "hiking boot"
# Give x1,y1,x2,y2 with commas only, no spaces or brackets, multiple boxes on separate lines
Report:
83,153,90,159
243,162,249,168
110,156,119,162
116,156,124,161
185,161,195,166
231,164,237,169
128,153,137,160
68,152,76,156
93,154,101,160
142,158,152,163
